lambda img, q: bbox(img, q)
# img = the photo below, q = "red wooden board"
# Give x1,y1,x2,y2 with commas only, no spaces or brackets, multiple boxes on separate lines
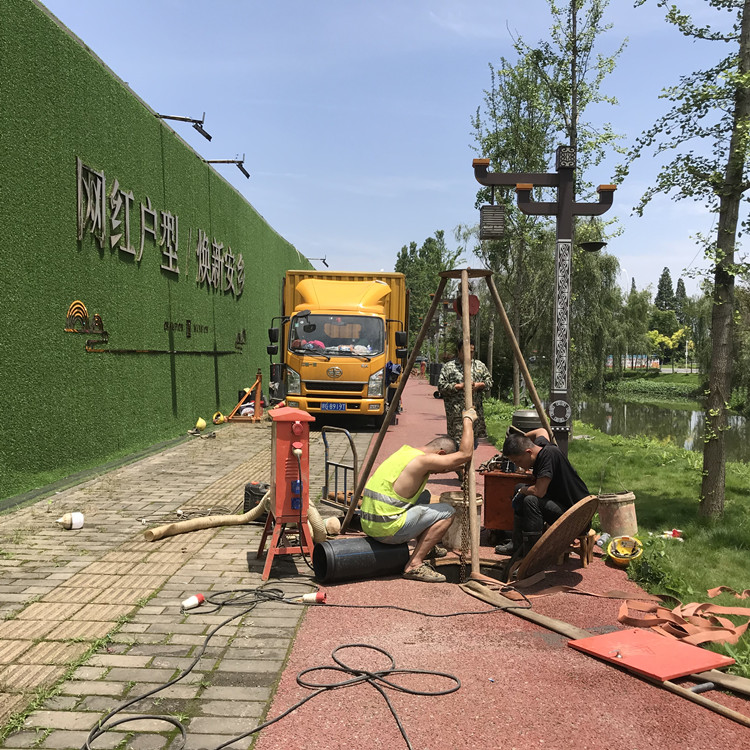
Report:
568,628,734,681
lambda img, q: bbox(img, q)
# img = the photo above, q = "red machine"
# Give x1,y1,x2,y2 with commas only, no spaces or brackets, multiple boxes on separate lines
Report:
257,406,316,580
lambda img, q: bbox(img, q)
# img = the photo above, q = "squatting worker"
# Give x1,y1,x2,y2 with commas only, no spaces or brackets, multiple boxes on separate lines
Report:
360,408,478,583
494,428,590,558
438,340,492,448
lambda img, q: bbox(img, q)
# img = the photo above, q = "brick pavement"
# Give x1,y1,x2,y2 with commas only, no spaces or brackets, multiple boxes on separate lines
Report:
0,418,373,749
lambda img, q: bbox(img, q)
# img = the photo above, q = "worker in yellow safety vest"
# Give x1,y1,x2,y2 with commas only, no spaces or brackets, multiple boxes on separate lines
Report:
360,407,477,583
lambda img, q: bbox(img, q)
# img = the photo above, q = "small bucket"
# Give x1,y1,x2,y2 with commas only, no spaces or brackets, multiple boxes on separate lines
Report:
597,491,637,537
439,491,483,552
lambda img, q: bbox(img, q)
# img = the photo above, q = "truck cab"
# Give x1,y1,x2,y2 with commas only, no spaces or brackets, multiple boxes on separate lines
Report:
267,272,407,425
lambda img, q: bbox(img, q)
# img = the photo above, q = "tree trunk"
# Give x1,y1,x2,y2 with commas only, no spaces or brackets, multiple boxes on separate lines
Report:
699,0,750,518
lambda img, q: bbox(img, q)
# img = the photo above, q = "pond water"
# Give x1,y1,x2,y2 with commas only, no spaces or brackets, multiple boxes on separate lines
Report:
575,399,750,463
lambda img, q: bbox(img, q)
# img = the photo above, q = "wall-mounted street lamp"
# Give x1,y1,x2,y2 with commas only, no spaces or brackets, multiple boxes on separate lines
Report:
155,111,212,141
205,155,250,179
308,257,329,268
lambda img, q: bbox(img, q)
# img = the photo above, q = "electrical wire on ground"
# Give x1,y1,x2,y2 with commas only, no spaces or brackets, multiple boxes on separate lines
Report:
80,579,525,750
80,582,300,750
212,643,461,750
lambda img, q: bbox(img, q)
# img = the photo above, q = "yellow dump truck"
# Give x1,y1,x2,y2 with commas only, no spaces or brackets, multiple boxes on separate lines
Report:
267,271,408,426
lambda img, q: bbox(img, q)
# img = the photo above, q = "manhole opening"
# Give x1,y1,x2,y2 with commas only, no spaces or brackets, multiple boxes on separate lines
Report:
434,559,508,585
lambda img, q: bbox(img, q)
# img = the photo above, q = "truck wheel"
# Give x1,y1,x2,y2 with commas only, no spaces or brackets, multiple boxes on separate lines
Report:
372,413,387,430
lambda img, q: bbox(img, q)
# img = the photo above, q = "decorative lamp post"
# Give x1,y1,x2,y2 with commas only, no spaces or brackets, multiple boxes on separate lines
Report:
473,145,616,456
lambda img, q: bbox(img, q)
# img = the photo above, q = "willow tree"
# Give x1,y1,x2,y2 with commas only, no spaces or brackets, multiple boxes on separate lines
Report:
618,0,750,517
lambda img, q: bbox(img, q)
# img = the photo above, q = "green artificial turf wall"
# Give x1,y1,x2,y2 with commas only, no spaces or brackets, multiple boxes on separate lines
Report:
0,0,309,500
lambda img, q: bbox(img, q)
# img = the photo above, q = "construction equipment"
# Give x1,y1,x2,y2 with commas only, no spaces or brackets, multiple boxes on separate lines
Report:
256,406,317,580
344,268,554,586
226,369,263,423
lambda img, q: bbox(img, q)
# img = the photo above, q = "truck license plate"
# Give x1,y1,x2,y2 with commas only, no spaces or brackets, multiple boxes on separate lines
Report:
321,402,346,411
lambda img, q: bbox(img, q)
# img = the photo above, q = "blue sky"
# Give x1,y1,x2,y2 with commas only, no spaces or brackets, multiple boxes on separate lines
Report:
41,0,736,296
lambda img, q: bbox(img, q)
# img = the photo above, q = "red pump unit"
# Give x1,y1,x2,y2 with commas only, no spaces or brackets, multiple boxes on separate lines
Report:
257,406,316,580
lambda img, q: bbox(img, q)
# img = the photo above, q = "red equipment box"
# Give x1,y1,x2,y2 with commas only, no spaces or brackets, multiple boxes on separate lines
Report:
482,471,528,531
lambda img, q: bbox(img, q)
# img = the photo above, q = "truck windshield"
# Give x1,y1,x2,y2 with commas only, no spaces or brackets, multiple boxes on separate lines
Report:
288,314,385,356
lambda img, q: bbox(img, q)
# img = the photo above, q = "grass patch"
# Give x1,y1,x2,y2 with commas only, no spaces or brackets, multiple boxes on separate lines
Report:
485,398,750,678
651,372,702,386
601,396,704,412
606,378,700,399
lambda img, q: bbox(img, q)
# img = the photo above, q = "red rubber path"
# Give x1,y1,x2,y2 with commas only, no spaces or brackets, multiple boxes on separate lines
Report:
254,377,748,749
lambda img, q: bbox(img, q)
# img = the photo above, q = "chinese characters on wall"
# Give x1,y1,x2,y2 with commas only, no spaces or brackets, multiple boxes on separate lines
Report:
76,157,245,296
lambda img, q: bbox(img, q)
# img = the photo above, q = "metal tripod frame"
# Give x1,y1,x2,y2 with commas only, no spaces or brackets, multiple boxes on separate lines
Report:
342,268,555,579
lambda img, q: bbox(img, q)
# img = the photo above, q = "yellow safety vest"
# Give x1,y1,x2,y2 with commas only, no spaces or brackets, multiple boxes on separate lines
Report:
361,445,429,538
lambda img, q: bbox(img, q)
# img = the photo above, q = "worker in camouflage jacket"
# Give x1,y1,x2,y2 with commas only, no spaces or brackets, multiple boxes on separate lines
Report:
437,340,493,446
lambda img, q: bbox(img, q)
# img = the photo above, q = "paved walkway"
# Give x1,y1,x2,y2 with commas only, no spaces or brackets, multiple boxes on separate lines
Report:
0,415,372,749
2,379,747,749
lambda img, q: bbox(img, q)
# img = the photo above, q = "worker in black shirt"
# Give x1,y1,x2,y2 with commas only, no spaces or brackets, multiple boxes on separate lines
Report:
494,428,590,557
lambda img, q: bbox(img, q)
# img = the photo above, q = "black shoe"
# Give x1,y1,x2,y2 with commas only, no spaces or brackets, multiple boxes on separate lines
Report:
494,541,514,556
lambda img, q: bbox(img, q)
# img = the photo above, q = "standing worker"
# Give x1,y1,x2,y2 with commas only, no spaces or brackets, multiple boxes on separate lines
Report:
438,340,493,448
494,428,590,557
360,408,478,582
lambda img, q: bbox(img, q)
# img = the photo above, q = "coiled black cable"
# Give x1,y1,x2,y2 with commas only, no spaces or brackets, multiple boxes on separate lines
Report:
213,643,460,750
81,580,525,750
80,583,297,750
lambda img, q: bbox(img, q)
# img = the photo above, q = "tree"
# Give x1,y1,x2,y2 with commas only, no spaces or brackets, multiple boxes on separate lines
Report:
654,267,676,311
468,54,557,403
647,329,673,365
683,290,714,374
674,277,688,323
618,0,750,518
622,284,652,369
395,231,462,354
648,308,680,338
468,1,625,404
571,250,622,392
519,0,626,401
733,283,750,408
520,0,626,182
